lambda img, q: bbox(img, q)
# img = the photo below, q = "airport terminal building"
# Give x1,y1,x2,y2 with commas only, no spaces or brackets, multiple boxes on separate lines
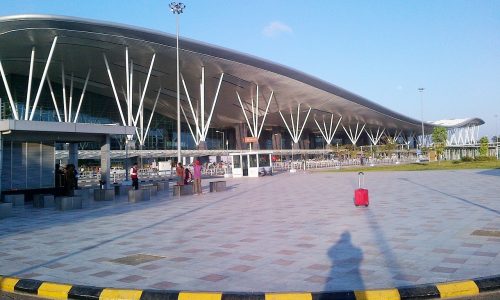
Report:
0,14,484,192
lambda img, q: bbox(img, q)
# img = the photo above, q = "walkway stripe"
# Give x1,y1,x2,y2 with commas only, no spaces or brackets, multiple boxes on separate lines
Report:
265,293,312,300
178,292,222,300
435,280,479,298
0,276,19,293
38,282,72,300
354,288,400,300
100,288,143,300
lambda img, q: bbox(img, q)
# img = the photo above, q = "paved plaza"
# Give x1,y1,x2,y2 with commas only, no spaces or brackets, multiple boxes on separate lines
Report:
0,169,499,293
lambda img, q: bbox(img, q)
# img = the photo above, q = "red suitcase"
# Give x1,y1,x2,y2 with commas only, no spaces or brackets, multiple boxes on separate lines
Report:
354,172,369,207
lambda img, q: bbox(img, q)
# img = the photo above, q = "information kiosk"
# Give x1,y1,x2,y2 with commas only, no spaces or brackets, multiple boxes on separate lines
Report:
230,152,273,177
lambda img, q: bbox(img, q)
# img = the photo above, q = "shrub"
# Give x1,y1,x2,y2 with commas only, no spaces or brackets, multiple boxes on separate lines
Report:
474,156,497,162
461,156,474,162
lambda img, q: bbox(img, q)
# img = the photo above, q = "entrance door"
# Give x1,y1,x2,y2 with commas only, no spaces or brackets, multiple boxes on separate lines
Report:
242,155,248,176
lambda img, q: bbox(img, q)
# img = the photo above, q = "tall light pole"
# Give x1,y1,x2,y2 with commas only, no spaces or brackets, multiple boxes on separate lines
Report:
170,2,185,164
418,88,425,148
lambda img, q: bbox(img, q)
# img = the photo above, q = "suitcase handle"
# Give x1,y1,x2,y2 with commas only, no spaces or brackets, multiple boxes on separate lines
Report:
358,172,364,188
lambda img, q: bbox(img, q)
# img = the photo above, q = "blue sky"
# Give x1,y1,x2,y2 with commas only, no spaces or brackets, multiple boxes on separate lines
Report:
2,0,499,137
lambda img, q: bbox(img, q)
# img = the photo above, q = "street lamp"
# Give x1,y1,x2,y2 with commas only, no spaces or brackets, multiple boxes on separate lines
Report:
169,2,185,164
418,88,425,149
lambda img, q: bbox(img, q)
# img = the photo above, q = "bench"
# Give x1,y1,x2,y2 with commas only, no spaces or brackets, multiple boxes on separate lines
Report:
173,184,193,196
154,181,168,192
113,184,132,196
4,194,25,206
33,194,55,208
209,181,227,192
128,189,150,203
0,202,12,219
73,189,92,199
55,196,83,211
94,188,115,201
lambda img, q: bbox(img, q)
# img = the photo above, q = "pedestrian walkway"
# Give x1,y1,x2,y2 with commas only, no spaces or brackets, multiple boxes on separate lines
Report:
0,169,499,292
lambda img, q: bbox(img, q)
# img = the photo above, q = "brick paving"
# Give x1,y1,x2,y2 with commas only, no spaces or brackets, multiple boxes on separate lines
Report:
0,169,499,292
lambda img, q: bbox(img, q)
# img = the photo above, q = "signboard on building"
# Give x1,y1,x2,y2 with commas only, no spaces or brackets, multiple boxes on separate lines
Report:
243,137,258,143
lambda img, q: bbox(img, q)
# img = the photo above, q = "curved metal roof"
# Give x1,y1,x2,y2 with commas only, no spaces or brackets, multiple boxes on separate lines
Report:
429,118,485,128
0,14,446,134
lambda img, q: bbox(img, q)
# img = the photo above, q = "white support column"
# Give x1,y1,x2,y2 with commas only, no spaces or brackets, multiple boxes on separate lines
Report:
73,68,91,123
179,68,225,144
133,53,156,127
68,73,74,122
61,64,67,122
278,104,312,143
103,53,126,126
129,60,133,127
24,47,35,120
144,88,161,143
314,114,342,144
29,36,58,120
180,104,199,145
0,60,19,120
46,76,62,122
236,91,255,137
365,127,385,146
203,73,224,138
342,122,366,145
126,47,130,126
257,90,274,138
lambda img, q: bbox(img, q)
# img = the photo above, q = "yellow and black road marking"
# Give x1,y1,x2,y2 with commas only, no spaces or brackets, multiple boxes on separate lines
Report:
1,274,499,299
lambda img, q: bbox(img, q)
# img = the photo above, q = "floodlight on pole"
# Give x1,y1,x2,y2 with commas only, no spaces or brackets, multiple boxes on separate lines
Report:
418,88,425,148
169,1,185,163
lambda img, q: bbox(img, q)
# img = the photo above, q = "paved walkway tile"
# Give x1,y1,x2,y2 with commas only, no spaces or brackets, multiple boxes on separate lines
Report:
0,169,499,292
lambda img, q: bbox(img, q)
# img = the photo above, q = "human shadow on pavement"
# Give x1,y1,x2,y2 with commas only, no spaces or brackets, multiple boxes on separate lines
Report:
324,231,365,292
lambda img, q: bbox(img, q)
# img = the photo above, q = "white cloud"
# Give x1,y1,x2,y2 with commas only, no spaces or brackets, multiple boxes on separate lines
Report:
262,21,293,37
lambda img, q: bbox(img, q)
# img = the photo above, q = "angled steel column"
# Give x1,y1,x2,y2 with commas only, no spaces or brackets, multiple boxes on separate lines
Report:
61,64,67,122
314,114,341,144
342,122,366,145
365,127,385,146
103,53,126,126
46,76,62,122
29,36,58,120
73,68,91,123
68,73,74,122
133,53,156,127
0,60,19,120
24,47,35,120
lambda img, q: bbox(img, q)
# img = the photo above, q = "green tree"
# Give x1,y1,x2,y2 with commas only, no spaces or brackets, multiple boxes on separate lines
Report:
432,126,447,161
479,136,489,156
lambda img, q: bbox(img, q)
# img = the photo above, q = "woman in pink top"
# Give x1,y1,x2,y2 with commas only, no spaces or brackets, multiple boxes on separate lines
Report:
193,160,202,195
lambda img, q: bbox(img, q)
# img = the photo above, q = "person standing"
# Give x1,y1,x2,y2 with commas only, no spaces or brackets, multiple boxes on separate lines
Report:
176,162,185,186
130,163,139,190
193,160,202,195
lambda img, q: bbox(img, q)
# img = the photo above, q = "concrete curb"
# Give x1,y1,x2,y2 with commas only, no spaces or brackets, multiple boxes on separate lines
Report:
1,274,499,299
